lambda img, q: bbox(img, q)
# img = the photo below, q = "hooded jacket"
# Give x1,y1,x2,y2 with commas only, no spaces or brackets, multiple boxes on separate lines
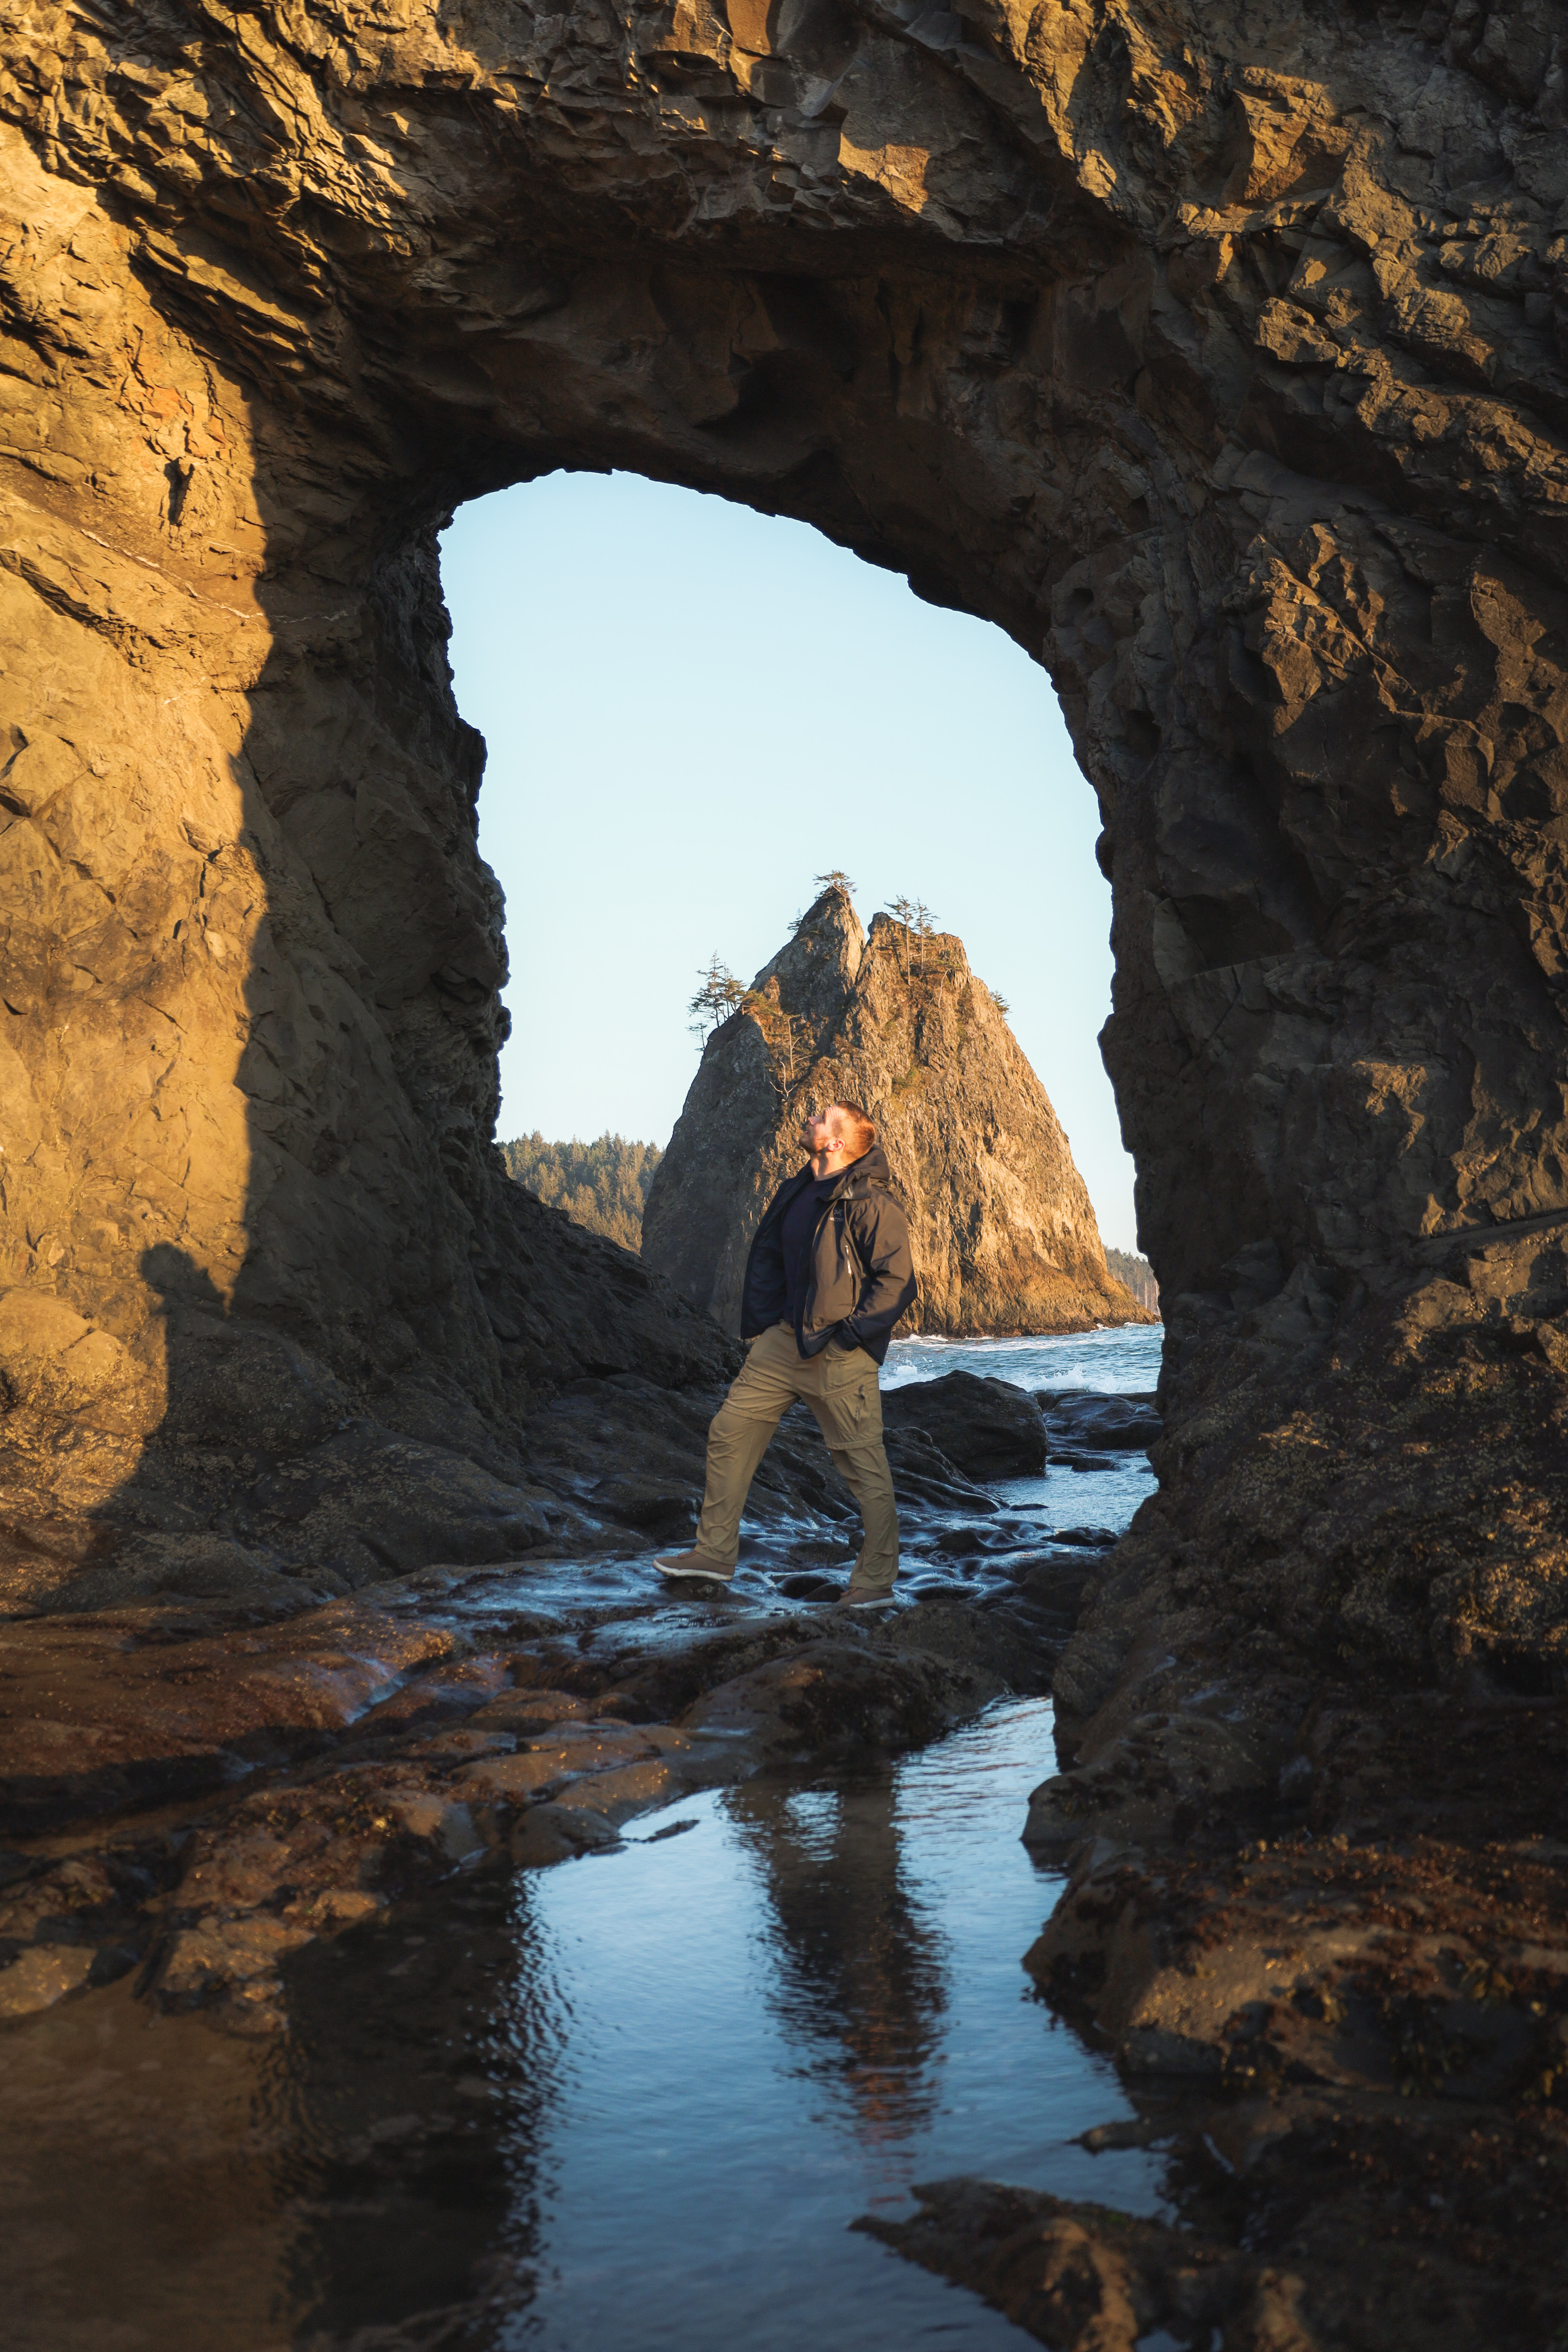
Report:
738,1144,917,1365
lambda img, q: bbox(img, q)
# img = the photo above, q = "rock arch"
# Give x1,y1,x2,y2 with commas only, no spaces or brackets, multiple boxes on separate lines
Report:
2,0,1566,1690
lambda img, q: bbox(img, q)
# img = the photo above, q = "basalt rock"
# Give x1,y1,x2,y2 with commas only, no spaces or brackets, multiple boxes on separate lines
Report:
1035,1390,1162,1452
882,1369,1050,1478
642,885,1146,1335
857,2180,1287,2352
0,0,1564,1714
861,2158,1565,2352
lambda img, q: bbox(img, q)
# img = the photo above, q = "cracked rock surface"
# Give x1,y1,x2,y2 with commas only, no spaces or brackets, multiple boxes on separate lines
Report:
0,1541,1067,2034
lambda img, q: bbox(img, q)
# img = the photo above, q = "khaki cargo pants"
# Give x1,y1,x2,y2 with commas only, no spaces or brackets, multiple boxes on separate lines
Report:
693,1321,899,1587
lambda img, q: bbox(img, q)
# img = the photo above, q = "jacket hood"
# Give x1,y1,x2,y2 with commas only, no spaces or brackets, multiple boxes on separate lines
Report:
787,1145,895,1197
826,1144,894,1195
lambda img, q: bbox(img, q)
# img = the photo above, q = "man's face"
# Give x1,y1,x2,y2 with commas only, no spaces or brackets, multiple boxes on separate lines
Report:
800,1106,844,1159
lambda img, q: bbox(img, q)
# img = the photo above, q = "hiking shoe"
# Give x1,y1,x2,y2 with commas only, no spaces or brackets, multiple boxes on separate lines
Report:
654,1551,734,1588
836,1582,897,1609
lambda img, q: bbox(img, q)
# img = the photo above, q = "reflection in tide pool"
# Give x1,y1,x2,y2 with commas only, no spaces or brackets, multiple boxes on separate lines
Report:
1,1738,1161,2350
513,1700,1161,2351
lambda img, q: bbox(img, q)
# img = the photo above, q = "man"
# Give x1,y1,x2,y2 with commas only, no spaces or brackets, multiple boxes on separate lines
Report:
654,1100,917,1607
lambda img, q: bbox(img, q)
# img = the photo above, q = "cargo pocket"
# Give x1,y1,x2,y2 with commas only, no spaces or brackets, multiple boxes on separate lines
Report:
821,1350,879,1441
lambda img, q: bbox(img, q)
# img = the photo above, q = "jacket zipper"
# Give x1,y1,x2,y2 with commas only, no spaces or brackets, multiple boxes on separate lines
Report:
802,1186,857,1334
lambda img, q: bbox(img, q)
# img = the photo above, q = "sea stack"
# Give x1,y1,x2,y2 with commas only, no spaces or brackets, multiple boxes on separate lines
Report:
642,886,1152,1338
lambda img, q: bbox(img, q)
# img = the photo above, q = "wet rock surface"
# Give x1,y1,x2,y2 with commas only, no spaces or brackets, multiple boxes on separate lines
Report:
0,1370,1088,2038
833,1668,1565,2352
860,2177,1305,2351
974,1778,1568,2345
862,2138,1568,2352
1,0,1566,1724
1036,1391,1162,1456
4,0,1568,2321
5,1358,1568,2344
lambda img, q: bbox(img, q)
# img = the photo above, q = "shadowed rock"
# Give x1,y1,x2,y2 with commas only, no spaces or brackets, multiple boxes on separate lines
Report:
0,1547,1064,2030
2,17,1568,2328
857,2168,1555,2352
1034,1392,1162,1454
883,1371,1049,1479
856,2179,1269,2352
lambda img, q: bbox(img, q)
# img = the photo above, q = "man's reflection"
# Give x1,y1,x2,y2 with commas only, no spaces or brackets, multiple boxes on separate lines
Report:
724,1771,948,2165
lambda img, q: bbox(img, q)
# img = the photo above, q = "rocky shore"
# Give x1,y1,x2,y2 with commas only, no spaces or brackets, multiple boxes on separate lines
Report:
871,1374,1568,2351
3,0,1568,2329
5,1367,1565,2347
0,1369,1095,2039
888,1681,1568,2349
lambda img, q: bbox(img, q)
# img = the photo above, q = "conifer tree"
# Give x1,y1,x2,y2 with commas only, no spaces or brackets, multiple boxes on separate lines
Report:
884,894,916,980
912,899,938,978
688,954,744,1041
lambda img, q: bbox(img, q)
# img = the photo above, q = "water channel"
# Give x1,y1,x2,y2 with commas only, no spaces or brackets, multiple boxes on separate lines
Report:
5,1327,1163,2350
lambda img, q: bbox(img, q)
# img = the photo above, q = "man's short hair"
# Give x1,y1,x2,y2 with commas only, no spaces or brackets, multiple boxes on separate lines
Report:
829,1100,877,1157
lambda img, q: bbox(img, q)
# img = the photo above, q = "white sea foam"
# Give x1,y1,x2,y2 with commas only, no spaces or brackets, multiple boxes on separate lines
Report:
882,1320,1163,1395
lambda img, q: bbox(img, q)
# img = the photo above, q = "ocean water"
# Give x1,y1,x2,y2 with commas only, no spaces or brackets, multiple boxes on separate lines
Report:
883,1321,1164,1397
885,1325,1164,1542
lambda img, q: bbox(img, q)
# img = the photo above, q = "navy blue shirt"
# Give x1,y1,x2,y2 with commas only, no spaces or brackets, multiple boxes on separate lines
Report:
780,1176,836,1333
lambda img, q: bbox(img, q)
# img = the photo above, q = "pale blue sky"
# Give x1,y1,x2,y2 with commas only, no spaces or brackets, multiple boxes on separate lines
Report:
440,472,1140,1252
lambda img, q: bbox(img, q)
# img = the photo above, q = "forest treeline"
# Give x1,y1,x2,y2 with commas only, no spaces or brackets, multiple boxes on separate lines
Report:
501,1133,662,1253
1106,1247,1159,1313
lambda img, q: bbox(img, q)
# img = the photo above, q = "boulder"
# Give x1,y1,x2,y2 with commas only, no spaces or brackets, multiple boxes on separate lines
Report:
679,1640,989,1761
881,1427,1000,1514
882,1372,1047,1480
1036,1391,1162,1453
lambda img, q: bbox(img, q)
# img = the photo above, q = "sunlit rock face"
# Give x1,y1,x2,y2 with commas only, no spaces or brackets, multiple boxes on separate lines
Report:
1,0,1566,1682
643,885,1150,1335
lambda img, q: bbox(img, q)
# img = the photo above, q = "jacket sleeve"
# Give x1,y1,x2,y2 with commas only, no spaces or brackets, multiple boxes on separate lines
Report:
840,1192,917,1351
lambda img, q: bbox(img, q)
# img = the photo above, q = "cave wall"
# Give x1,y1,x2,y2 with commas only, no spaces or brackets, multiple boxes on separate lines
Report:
1,0,1566,1675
